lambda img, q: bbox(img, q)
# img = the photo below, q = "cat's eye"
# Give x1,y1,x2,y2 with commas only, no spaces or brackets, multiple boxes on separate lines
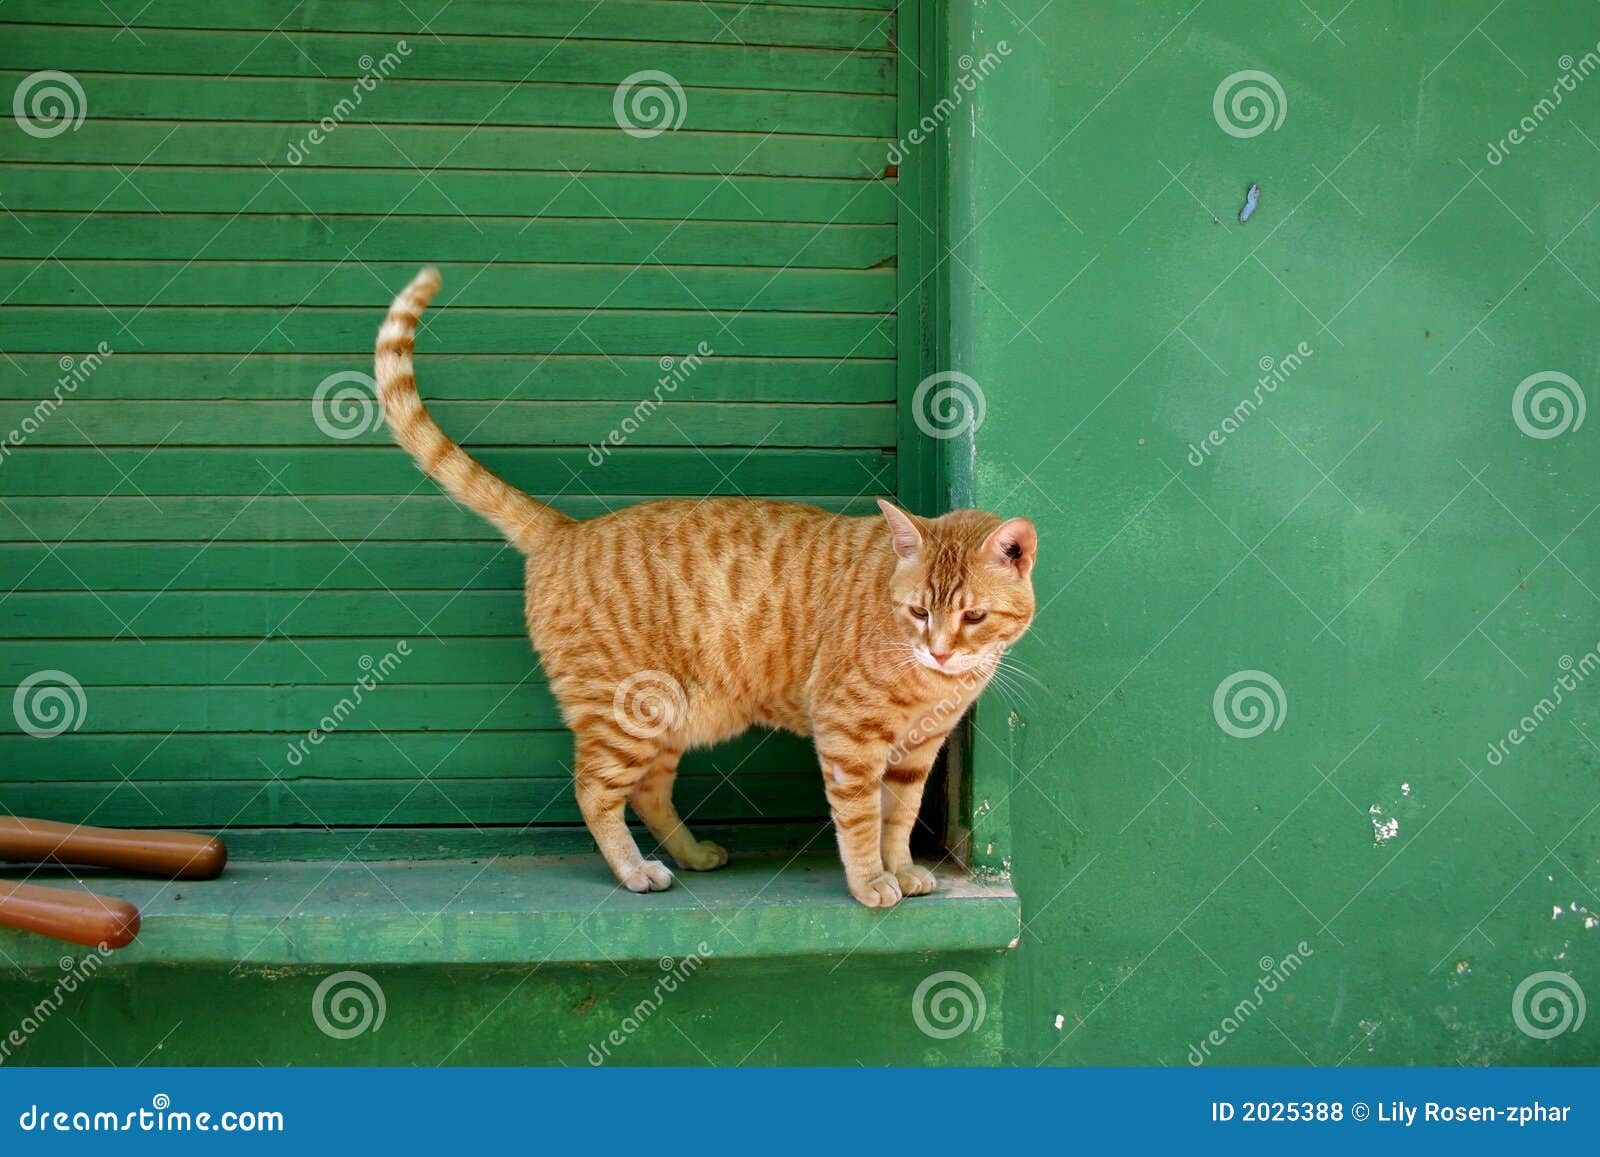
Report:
909,606,929,620
964,610,988,624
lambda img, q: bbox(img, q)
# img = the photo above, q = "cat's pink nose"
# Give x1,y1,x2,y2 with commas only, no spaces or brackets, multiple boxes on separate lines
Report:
931,650,953,665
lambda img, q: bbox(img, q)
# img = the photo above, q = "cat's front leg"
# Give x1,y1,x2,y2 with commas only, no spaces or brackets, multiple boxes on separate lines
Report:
881,762,939,898
814,727,899,908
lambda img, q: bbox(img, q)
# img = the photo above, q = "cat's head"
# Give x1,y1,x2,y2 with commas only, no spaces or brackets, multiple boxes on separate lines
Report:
877,498,1037,676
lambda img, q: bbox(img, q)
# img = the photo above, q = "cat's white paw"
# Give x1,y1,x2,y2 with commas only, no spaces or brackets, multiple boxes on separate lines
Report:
849,871,903,909
620,860,675,893
676,840,728,871
892,864,938,897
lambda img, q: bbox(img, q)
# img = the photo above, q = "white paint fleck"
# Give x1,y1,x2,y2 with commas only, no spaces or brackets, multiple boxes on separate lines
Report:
1369,805,1399,844
1401,782,1412,796
1054,1014,1065,1030
1586,917,1599,931
1553,905,1564,920
1455,960,1471,976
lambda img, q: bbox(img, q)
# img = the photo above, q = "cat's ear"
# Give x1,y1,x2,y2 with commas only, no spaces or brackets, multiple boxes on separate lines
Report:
984,517,1037,579
876,497,922,561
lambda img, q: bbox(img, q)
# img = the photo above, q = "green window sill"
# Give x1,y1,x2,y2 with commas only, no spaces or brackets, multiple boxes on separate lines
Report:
0,827,1020,969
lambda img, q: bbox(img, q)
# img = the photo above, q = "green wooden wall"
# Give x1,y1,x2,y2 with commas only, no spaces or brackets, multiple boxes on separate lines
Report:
0,0,909,832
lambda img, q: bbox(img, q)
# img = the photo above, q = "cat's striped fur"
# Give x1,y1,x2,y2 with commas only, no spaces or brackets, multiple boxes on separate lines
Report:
374,269,1037,906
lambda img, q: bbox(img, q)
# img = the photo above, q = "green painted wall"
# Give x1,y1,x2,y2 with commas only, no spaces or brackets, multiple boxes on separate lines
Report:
5,1,1599,1067
953,0,1600,1065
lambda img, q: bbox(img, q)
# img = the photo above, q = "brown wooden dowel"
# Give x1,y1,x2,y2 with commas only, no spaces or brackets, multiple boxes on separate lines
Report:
0,817,227,880
0,881,139,949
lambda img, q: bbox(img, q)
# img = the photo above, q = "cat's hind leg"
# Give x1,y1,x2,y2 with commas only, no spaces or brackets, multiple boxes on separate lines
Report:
630,751,729,871
573,729,674,893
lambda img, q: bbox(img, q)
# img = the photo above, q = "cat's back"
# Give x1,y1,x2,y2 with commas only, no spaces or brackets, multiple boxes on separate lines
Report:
525,497,881,723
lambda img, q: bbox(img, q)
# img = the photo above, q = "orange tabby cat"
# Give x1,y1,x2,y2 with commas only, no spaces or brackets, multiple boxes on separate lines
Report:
374,269,1037,907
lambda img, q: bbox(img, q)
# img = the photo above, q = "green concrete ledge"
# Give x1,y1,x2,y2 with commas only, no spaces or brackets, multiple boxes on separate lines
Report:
0,852,1020,969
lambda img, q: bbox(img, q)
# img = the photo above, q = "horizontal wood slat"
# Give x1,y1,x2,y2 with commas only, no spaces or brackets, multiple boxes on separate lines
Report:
0,592,531,638
0,494,881,540
0,26,893,92
0,449,897,495
0,72,896,137
0,730,819,781
0,214,894,267
0,1,894,51
0,166,897,223
0,122,892,177
0,307,895,358
0,774,829,827
0,400,895,446
0,354,895,401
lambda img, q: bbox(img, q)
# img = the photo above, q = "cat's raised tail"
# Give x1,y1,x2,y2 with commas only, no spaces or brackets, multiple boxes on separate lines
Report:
374,267,568,552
